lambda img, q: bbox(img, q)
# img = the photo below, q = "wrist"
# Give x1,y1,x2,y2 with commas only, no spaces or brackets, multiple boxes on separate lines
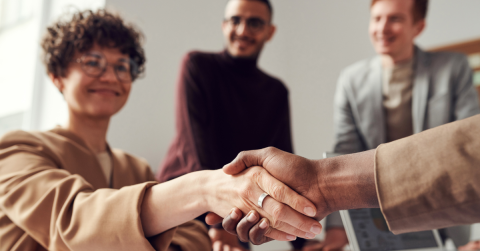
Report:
314,150,378,214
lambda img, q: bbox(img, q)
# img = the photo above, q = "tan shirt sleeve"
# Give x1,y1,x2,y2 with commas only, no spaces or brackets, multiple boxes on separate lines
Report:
144,165,211,251
0,134,160,250
375,114,480,234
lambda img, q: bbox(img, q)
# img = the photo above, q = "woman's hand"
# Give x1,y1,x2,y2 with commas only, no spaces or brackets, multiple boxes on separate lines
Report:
205,167,322,241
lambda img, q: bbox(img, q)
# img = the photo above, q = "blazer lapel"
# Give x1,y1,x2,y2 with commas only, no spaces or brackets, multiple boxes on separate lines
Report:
412,46,430,134
360,57,386,149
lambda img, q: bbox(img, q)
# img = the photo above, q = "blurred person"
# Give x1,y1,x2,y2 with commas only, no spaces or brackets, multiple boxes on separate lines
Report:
330,0,480,248
156,0,308,249
0,9,323,251
210,113,480,244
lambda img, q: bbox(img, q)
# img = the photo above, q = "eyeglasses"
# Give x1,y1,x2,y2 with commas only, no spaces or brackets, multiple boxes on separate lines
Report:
224,16,268,33
75,52,138,83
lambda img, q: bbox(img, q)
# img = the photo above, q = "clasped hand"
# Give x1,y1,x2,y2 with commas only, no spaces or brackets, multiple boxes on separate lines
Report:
207,147,334,245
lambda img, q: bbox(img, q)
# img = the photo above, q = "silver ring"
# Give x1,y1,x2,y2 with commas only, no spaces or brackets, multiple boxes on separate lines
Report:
258,193,269,208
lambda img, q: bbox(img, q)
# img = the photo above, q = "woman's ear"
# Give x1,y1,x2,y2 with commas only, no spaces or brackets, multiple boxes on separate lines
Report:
49,73,64,94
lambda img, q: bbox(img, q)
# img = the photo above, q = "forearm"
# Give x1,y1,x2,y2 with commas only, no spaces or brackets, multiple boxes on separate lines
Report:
314,150,378,215
141,171,211,237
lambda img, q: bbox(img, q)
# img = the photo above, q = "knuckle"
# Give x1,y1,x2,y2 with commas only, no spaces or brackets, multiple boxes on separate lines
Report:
270,184,285,201
270,204,287,223
294,220,309,232
264,146,277,155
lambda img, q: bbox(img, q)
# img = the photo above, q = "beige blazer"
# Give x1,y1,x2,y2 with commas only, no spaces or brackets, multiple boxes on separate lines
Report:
0,128,210,251
375,114,480,234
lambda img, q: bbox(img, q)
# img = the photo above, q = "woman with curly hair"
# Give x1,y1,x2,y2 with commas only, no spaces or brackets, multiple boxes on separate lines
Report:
0,9,322,251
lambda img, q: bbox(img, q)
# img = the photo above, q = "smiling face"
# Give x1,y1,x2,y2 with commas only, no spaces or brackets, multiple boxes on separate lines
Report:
222,0,276,58
369,0,425,61
50,44,132,120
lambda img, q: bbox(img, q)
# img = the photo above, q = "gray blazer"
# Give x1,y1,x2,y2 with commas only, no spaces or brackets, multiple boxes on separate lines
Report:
328,47,479,244
333,46,480,154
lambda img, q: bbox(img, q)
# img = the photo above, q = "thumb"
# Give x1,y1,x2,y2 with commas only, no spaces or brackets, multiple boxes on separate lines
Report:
223,148,275,175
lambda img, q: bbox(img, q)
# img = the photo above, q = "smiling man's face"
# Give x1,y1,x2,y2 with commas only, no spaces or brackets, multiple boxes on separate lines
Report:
369,0,425,61
222,0,276,58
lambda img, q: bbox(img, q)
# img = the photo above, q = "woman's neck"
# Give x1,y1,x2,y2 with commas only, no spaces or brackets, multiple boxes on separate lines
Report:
65,111,110,154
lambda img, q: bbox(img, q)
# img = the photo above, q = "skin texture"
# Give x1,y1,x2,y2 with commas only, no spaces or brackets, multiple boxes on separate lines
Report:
207,147,378,245
222,0,276,58
369,0,425,66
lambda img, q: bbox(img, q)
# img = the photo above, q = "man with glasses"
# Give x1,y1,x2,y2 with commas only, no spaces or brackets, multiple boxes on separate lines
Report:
156,0,306,249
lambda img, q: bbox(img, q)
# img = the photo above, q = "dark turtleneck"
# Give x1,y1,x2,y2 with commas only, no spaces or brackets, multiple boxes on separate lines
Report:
157,50,293,181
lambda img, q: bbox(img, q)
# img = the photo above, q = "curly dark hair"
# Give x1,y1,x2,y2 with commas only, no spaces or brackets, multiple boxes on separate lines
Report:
41,9,145,81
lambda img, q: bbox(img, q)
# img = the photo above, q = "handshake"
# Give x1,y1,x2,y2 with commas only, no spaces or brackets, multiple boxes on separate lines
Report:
205,147,378,245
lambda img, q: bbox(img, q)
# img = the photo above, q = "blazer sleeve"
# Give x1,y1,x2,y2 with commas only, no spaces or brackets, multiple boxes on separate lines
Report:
452,54,480,120
333,72,366,154
375,114,480,234
0,132,179,251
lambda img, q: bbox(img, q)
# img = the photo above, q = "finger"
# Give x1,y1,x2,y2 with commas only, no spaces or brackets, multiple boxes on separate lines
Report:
213,241,222,251
259,191,321,236
263,226,297,242
256,167,317,217
223,244,231,251
236,210,261,242
249,218,274,245
223,147,279,175
240,174,321,238
206,212,224,225
222,208,244,236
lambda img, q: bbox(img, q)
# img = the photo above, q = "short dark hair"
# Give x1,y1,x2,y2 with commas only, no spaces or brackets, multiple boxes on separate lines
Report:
41,9,146,81
371,0,428,22
227,0,273,20
255,0,272,17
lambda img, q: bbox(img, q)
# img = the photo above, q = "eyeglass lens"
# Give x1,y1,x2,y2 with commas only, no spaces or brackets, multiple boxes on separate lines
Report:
80,53,134,82
227,16,266,33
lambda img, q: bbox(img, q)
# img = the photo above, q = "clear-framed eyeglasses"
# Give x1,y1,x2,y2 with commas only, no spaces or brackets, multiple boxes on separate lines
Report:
224,16,268,33
75,52,138,83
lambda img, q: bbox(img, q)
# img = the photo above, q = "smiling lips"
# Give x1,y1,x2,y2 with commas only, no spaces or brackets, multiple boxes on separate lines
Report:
233,36,255,49
88,89,120,97
375,36,396,46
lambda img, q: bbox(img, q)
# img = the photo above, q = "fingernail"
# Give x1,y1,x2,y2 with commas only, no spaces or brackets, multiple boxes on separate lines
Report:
247,212,257,222
311,225,322,234
305,232,315,239
304,207,316,217
259,219,268,229
230,210,238,220
286,235,297,241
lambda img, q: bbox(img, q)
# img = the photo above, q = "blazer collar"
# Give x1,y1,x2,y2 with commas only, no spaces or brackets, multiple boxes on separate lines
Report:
366,56,387,148
49,126,114,188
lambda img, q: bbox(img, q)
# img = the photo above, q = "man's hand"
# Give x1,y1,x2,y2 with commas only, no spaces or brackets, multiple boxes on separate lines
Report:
222,147,330,219
222,147,378,219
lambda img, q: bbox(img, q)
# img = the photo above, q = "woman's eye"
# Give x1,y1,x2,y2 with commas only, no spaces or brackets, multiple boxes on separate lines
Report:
85,60,100,67
116,65,128,72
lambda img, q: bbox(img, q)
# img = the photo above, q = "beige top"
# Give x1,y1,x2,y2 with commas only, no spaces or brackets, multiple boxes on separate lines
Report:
0,128,210,251
382,59,415,142
375,114,480,234
96,152,112,186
